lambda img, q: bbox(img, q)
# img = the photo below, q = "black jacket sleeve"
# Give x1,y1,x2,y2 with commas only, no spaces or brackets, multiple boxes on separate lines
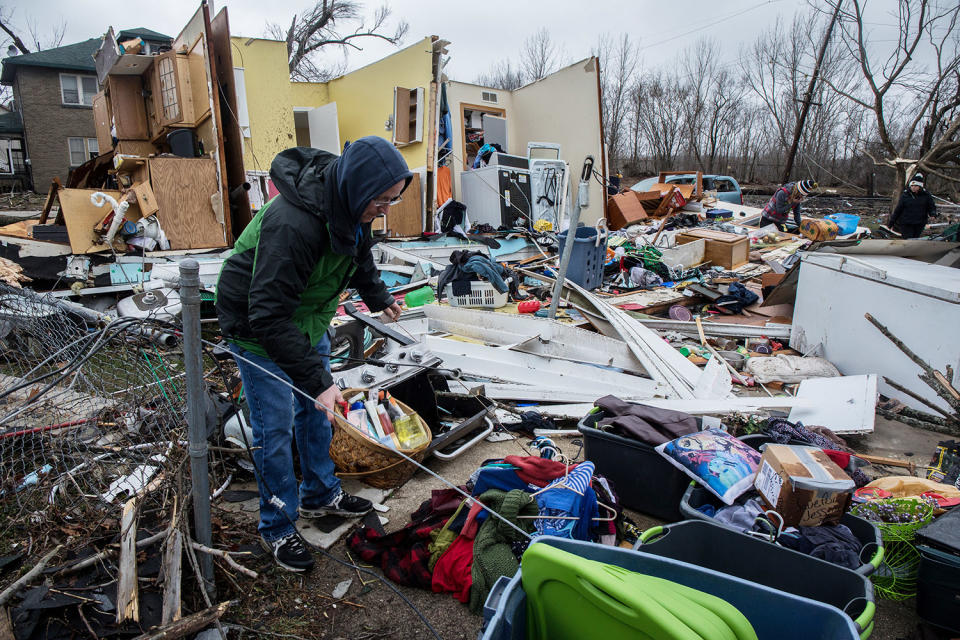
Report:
927,193,937,217
890,193,905,226
247,213,333,397
349,238,394,312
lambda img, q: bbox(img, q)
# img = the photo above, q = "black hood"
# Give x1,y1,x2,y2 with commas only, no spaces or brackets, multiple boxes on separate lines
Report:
269,139,412,256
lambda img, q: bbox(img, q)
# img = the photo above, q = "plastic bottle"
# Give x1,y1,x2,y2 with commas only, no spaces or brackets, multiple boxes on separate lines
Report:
394,414,429,450
404,286,436,308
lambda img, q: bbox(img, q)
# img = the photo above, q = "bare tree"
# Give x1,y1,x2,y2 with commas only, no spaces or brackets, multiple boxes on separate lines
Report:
267,1,409,82
632,72,686,171
0,8,67,106
520,28,561,83
594,33,640,166
822,0,960,206
475,59,526,90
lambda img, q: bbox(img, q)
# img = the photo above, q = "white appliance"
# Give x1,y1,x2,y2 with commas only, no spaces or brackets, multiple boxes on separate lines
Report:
461,165,531,229
790,253,960,413
526,142,567,230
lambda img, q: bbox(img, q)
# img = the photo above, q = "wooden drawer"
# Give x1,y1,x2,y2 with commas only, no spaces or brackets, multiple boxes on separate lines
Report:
676,229,749,269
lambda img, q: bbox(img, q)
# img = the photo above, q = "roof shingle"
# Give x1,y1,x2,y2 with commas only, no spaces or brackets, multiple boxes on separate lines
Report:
1,38,100,84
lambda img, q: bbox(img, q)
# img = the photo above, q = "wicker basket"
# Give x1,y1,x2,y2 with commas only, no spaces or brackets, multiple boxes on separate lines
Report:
328,388,432,489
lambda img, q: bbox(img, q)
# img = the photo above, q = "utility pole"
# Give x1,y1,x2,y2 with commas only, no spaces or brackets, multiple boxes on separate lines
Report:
781,0,843,184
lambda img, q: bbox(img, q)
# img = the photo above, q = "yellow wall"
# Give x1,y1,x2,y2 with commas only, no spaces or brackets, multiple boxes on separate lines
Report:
326,37,435,170
233,36,434,174
230,37,296,173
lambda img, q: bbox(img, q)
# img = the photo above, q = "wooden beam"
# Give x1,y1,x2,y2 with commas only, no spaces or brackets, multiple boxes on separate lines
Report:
116,498,139,623
37,178,61,226
855,454,916,475
160,530,182,625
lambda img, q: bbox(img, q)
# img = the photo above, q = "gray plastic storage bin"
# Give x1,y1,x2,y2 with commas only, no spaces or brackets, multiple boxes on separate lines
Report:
479,536,860,640
634,520,875,636
556,226,606,290
680,482,884,576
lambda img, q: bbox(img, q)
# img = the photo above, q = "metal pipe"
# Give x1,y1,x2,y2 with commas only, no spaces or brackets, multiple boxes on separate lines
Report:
549,156,593,320
180,258,215,598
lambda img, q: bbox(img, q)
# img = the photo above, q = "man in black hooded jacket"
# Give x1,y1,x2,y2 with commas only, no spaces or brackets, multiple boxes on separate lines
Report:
216,137,410,572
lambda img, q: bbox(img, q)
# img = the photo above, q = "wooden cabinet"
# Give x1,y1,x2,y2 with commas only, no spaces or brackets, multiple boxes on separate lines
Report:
107,75,149,140
393,86,424,146
151,51,196,128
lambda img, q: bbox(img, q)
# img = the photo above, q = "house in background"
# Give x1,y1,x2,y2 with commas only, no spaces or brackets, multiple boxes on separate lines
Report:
233,34,607,233
0,109,27,190
0,28,171,192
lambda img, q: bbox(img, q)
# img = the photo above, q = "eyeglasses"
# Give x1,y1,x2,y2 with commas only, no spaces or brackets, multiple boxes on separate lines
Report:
371,196,402,209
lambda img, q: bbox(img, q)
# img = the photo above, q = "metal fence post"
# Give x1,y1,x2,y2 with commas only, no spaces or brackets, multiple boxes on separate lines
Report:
180,258,215,598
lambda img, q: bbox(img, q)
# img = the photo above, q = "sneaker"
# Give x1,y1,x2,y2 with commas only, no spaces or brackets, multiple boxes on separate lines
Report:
299,489,372,518
262,533,314,573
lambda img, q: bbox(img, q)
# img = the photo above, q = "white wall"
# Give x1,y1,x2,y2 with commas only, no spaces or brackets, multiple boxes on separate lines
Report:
512,58,605,224
445,58,605,225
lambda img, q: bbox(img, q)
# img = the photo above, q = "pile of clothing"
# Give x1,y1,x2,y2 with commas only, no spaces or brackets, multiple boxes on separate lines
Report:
346,450,622,613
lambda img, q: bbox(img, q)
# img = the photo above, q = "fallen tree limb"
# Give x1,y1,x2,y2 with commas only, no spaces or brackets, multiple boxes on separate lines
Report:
131,600,233,640
866,313,960,415
0,544,63,606
878,408,960,437
189,542,258,579
883,377,960,425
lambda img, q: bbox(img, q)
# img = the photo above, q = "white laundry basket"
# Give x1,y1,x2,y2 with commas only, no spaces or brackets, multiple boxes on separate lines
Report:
444,282,508,309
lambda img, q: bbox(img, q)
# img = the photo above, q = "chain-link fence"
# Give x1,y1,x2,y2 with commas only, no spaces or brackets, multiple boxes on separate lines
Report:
0,284,187,519
0,283,238,562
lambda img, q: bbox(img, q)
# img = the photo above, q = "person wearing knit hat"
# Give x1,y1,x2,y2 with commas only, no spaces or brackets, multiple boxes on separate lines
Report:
890,172,937,238
760,179,818,231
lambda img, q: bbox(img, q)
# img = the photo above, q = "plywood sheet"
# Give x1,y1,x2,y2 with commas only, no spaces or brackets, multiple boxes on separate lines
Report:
148,157,225,249
386,177,422,237
59,189,142,254
115,140,157,157
92,92,113,153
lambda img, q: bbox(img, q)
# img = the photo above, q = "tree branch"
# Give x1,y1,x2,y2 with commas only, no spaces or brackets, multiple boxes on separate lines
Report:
0,17,31,54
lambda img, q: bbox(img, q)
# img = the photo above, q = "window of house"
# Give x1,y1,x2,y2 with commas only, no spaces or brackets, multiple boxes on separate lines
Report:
60,74,98,106
68,137,99,166
0,139,16,174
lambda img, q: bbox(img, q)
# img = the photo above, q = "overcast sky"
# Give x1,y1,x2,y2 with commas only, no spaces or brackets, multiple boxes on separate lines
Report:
4,0,806,78
3,0,925,81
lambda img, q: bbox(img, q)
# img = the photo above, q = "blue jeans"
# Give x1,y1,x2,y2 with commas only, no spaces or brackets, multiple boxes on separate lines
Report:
229,335,341,542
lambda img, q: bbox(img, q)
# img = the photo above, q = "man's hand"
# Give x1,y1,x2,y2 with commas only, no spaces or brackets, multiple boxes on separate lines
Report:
381,302,402,323
314,384,345,419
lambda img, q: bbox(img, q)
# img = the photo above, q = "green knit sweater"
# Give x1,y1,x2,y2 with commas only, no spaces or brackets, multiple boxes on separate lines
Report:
468,489,538,614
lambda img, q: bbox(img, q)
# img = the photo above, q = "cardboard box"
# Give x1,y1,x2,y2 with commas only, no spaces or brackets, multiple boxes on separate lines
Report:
754,444,854,527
